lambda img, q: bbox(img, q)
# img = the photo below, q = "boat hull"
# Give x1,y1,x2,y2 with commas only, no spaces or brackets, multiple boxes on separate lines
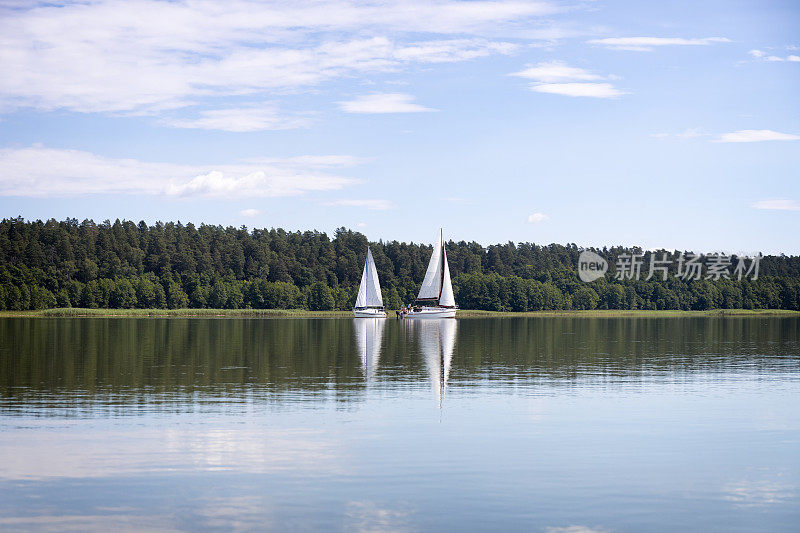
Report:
404,307,457,319
353,308,387,318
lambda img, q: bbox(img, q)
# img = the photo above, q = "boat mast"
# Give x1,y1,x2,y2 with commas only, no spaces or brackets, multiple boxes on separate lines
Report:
437,228,444,306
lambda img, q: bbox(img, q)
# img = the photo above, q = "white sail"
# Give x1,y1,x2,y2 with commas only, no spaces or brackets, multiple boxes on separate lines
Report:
416,230,455,307
355,262,368,308
355,248,383,308
365,248,383,307
439,246,455,307
417,231,443,301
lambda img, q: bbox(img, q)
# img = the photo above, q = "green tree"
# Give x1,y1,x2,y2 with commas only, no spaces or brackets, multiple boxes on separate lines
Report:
572,286,599,310
307,281,335,311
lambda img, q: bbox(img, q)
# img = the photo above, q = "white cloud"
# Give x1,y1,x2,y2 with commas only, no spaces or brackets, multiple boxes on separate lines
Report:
0,146,359,199
527,212,549,223
715,130,800,143
394,39,518,63
338,93,435,113
164,106,312,132
512,60,603,83
239,208,260,217
325,199,394,210
588,36,730,51
746,49,800,62
752,199,800,211
512,61,625,98
0,0,558,119
533,82,625,98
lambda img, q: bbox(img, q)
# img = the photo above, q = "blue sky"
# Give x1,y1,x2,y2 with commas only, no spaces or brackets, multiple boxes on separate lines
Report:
0,0,798,253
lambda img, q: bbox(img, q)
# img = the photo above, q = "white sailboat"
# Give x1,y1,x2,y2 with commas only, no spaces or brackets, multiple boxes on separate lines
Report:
405,229,457,319
353,247,387,318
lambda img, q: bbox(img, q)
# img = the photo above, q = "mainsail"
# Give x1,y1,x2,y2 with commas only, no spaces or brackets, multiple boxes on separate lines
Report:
355,248,383,308
416,229,455,307
417,232,443,300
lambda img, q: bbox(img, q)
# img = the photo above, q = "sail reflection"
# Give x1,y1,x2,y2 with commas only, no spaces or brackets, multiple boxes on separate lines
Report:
409,319,457,406
353,318,386,382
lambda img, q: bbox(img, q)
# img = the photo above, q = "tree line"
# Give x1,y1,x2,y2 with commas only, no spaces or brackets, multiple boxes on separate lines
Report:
1,217,799,311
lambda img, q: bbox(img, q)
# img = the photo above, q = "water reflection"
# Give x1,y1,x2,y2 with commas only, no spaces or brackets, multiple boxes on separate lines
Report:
0,317,798,531
1,317,798,416
353,318,386,383
407,319,457,407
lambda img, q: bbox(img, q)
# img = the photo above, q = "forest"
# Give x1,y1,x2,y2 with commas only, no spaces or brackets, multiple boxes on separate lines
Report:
1,217,799,311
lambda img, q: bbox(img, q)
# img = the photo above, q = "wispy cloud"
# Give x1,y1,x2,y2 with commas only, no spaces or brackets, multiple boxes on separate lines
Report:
512,61,603,83
239,208,260,217
748,49,800,62
532,82,624,98
338,93,435,113
0,1,558,120
325,199,395,210
588,36,730,51
511,61,626,98
393,38,518,63
715,130,800,143
527,212,549,223
752,199,800,211
0,146,359,199
164,106,312,132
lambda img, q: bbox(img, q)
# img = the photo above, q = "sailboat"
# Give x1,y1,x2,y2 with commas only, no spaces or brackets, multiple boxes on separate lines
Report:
353,247,387,318
405,229,457,319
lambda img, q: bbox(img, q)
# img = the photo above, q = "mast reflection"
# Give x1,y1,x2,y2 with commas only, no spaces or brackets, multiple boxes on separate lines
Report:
408,319,457,407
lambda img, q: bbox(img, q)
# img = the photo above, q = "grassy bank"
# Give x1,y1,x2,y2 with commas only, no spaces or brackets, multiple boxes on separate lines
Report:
0,308,798,318
455,309,800,318
0,308,352,318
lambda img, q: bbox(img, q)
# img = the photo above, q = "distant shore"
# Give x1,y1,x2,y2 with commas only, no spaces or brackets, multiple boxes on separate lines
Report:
0,308,798,319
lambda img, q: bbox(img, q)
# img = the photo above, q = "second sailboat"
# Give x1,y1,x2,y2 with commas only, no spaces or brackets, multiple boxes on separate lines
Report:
405,229,457,319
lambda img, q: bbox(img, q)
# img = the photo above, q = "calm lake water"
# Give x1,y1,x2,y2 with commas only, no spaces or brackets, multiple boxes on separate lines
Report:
1,317,799,532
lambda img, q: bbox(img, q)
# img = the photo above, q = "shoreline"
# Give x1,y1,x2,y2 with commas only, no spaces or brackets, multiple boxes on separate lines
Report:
0,308,798,319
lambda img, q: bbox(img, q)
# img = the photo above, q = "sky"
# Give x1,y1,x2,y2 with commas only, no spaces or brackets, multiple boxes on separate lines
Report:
0,0,798,253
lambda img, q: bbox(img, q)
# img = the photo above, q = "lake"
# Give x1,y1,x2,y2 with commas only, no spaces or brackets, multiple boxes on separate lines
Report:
1,317,799,532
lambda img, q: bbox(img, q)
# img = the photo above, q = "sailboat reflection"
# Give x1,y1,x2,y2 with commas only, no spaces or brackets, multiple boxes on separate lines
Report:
353,318,386,382
409,319,457,407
